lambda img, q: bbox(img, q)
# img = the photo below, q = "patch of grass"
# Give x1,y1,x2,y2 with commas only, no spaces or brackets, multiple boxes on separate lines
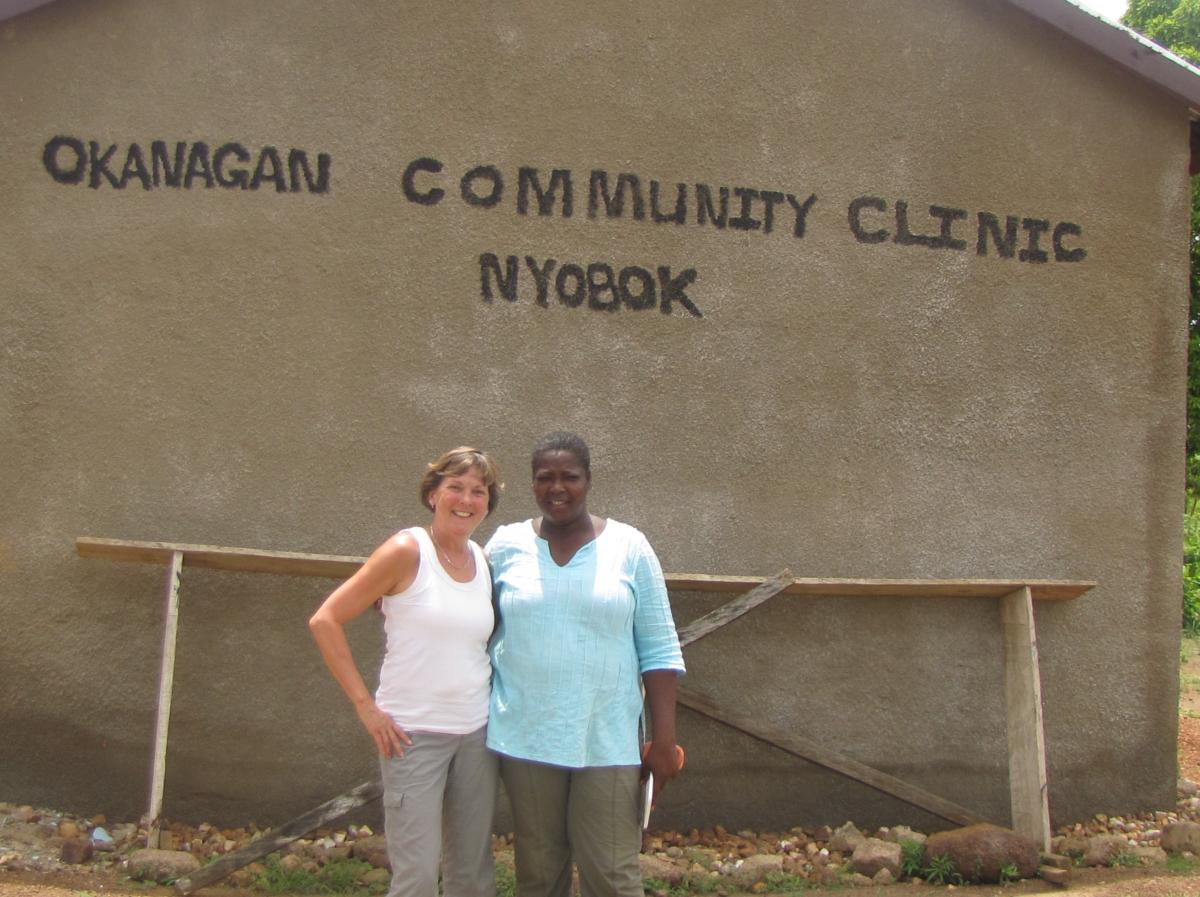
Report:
119,879,158,891
899,840,924,879
762,870,809,893
495,864,516,897
923,854,963,886
255,856,384,896
681,873,720,894
1167,853,1200,873
998,862,1019,883
1109,850,1141,868
256,856,322,894
642,876,669,895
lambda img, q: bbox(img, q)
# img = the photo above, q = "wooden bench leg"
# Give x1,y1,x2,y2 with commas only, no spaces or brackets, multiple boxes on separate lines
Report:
1000,586,1051,850
146,550,184,848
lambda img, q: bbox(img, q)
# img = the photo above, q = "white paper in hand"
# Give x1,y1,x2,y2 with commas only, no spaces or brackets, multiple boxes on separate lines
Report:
641,773,654,829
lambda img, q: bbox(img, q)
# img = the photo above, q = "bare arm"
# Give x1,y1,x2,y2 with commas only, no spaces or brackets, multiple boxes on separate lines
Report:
309,532,419,757
642,668,681,801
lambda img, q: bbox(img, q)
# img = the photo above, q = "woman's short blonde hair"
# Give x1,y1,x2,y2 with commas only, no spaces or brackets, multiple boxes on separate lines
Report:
419,446,503,515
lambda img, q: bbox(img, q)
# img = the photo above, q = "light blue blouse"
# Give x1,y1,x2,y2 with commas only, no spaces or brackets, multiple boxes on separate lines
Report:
485,519,686,768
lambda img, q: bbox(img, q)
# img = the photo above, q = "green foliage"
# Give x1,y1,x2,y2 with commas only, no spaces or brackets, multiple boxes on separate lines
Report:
496,864,516,897
922,854,964,886
254,855,384,896
762,870,810,893
1167,852,1200,872
1123,2,1200,629
899,840,925,879
1123,0,1200,64
687,875,720,894
1109,850,1142,868
998,862,1019,883
1185,508,1200,632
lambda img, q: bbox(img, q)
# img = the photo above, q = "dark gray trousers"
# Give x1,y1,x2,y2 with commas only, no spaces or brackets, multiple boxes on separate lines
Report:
500,756,641,897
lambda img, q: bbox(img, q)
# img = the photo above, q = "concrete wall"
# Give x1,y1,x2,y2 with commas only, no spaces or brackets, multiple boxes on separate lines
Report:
0,0,1189,830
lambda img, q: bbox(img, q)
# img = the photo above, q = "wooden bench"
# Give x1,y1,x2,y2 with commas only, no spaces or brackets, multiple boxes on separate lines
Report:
76,535,1093,857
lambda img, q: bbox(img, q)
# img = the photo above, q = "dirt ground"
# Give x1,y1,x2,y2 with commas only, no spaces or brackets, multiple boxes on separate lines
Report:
8,644,1200,897
1179,638,1200,783
2,853,1200,897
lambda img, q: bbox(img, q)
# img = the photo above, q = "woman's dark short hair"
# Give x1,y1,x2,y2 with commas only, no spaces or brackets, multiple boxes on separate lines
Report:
531,431,591,476
419,446,503,515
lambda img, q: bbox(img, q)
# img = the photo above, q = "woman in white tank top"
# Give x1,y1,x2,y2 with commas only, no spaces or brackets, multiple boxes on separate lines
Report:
309,447,503,897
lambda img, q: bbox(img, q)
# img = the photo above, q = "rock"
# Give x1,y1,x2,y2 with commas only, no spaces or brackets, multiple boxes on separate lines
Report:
0,852,20,869
317,844,351,863
847,872,874,886
1052,835,1088,858
850,838,902,878
126,848,202,883
109,823,138,845
60,838,93,864
156,830,181,851
1133,846,1168,865
816,864,842,886
639,853,686,885
884,825,926,845
1038,864,1071,887
279,854,303,871
922,823,1039,884
730,853,783,886
361,867,391,886
90,825,114,851
229,869,256,888
58,820,80,839
1082,834,1129,867
873,867,896,885
829,821,866,853
351,834,390,869
1162,821,1200,854
1180,778,1199,797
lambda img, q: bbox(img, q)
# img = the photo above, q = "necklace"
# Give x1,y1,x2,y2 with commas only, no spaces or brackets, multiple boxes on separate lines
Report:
429,527,472,572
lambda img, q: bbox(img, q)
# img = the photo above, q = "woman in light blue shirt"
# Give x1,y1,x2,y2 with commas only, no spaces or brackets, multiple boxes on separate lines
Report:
486,432,685,897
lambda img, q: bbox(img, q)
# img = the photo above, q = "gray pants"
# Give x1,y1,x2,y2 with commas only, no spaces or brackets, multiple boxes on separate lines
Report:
499,756,641,897
379,726,497,897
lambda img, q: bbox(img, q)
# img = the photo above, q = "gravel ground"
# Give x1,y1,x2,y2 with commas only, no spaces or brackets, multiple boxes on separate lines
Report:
6,646,1200,897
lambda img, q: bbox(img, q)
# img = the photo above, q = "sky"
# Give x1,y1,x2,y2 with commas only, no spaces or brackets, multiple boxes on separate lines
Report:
1077,0,1129,22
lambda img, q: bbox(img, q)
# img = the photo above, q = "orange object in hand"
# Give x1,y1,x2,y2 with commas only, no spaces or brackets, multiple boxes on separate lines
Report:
641,742,686,770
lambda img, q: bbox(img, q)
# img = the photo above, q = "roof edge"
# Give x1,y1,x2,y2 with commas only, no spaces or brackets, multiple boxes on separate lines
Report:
0,0,57,23
1006,0,1200,111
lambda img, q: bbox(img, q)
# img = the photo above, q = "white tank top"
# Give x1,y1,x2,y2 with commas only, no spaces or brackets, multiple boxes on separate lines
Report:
375,527,493,734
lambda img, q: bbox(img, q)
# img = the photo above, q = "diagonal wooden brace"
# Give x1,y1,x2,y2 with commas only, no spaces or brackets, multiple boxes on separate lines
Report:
174,781,383,894
676,568,793,648
677,686,984,826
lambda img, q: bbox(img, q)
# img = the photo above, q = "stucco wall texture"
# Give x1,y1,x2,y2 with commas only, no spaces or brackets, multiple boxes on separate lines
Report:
0,0,1190,831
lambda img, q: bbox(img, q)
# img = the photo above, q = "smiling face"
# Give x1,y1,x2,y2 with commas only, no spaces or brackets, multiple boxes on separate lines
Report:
428,468,491,536
532,449,592,526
